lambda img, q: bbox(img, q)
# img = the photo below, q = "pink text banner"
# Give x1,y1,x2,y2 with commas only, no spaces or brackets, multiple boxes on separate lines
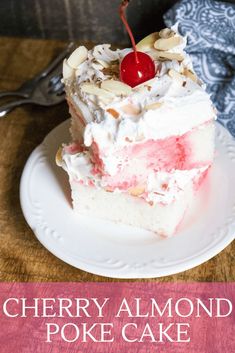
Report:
0,282,234,353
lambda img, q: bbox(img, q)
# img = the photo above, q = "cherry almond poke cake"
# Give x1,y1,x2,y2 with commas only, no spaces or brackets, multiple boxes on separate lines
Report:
56,1,216,237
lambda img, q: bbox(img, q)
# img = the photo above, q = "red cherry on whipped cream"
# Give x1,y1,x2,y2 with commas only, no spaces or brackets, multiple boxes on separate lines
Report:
120,51,155,87
119,0,155,87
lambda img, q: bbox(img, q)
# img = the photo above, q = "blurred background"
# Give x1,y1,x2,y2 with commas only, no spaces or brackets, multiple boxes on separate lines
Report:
0,0,235,45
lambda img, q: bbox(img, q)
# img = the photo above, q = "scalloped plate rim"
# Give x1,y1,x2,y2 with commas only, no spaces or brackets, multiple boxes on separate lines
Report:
20,120,235,278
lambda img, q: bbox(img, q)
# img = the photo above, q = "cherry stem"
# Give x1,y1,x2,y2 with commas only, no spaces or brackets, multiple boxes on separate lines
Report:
119,0,139,64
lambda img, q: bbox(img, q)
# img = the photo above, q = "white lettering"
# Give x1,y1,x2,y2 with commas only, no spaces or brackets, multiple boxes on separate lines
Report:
99,323,114,342
61,323,80,342
196,299,214,317
177,323,190,342
21,298,39,317
46,323,59,342
216,298,233,317
139,323,157,342
116,298,133,317
175,298,193,317
135,298,149,317
58,298,73,317
92,298,109,317
159,323,174,342
42,298,56,317
82,323,98,342
3,298,19,317
151,298,173,317
75,298,91,317
122,323,138,342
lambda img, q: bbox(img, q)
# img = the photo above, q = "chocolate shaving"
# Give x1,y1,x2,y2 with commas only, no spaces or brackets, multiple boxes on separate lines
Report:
102,62,119,78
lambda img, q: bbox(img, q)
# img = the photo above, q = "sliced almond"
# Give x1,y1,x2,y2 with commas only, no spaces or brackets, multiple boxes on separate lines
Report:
152,50,184,62
134,78,156,92
106,108,120,119
96,59,109,68
154,36,183,51
136,133,145,142
159,28,175,39
63,59,75,79
121,104,141,116
101,79,132,96
146,102,163,111
91,62,104,70
100,97,115,105
129,186,145,197
105,187,113,193
67,46,88,69
102,62,119,77
55,147,63,166
81,83,114,100
183,68,198,82
136,32,160,52
168,69,184,83
75,66,83,77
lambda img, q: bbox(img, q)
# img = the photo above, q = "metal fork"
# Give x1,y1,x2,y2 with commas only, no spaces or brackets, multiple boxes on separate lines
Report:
0,42,75,117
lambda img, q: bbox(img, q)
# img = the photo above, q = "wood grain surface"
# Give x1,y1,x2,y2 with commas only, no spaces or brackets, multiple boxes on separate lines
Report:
1,0,235,43
0,37,234,282
0,0,176,43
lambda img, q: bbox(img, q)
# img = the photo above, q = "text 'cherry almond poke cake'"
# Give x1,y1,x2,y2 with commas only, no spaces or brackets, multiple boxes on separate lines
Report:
56,0,216,237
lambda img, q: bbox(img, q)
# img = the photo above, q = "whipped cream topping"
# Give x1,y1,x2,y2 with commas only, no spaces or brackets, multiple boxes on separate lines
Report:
82,76,214,145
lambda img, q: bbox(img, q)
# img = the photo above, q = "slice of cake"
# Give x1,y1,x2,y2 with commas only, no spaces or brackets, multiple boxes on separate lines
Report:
57,25,216,237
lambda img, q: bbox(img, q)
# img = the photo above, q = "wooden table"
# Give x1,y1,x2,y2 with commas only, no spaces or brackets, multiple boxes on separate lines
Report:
0,37,234,282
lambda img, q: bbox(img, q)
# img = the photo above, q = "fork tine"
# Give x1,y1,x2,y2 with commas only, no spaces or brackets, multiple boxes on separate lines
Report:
0,42,76,114
0,42,76,99
49,75,62,87
48,80,64,94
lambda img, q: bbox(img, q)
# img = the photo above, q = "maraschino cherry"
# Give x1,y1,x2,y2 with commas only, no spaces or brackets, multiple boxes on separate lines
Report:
119,0,155,88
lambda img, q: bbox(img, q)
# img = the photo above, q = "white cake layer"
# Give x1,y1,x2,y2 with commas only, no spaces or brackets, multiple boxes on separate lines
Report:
67,100,85,143
70,181,195,237
187,122,215,165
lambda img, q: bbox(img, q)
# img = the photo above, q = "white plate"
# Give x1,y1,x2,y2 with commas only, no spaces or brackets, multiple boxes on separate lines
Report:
20,120,235,278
